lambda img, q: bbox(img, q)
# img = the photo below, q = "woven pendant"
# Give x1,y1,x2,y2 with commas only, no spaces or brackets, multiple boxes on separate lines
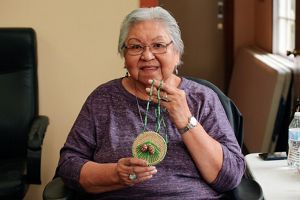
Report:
132,131,167,166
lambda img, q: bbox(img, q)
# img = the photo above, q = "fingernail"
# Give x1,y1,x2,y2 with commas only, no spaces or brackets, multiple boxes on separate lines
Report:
146,88,150,93
148,79,154,84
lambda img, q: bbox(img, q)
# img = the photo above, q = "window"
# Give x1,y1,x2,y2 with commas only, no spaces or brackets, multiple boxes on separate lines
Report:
273,0,296,57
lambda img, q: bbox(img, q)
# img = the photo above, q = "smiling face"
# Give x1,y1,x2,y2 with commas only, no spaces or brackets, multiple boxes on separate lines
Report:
124,20,180,86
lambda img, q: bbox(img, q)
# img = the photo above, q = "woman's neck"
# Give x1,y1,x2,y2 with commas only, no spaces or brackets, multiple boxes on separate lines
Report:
121,77,146,100
132,78,149,100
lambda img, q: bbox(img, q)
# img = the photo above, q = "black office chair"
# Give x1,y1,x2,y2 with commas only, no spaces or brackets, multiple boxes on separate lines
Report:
43,78,263,200
0,28,49,199
187,78,263,200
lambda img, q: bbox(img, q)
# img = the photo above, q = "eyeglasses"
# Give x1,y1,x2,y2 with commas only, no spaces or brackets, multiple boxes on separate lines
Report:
124,41,173,56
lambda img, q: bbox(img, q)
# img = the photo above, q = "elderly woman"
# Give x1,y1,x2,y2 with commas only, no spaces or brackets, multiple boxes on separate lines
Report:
57,6,245,199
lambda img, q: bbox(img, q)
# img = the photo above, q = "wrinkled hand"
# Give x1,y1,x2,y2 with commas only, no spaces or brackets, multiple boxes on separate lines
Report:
116,157,157,186
146,79,192,129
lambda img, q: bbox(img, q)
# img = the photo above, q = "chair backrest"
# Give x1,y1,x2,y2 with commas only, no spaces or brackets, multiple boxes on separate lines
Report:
187,77,243,147
0,28,38,158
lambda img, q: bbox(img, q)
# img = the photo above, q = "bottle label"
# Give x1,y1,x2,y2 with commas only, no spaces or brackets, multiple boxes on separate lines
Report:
289,128,300,141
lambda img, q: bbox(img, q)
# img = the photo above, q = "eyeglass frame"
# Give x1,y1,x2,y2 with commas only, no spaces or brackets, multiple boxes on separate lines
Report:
123,41,173,56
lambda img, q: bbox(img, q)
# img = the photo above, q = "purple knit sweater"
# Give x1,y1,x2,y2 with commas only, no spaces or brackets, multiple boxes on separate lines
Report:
57,77,245,199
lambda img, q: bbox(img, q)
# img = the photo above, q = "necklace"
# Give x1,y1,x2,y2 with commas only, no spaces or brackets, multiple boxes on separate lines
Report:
134,91,144,127
135,93,168,141
131,80,168,166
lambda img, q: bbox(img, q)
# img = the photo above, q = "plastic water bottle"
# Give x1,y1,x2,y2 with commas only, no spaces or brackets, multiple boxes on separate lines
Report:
287,112,300,168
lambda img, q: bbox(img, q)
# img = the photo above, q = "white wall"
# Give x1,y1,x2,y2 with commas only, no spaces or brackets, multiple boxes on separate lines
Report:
0,1,138,199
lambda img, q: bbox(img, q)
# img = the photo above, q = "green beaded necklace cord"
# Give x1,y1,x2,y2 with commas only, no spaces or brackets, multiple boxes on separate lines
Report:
132,80,168,165
142,80,168,144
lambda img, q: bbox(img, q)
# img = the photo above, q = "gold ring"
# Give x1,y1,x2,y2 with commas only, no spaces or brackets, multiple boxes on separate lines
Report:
161,94,169,102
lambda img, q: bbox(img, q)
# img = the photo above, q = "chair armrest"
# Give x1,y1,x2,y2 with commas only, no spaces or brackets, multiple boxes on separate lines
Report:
43,177,75,200
223,177,264,200
27,116,49,184
28,115,49,149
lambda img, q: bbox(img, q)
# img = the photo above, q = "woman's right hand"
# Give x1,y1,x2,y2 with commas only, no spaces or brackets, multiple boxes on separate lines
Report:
116,157,157,186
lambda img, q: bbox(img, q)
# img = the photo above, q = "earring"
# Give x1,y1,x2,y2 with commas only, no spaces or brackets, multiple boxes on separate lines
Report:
125,69,129,78
174,66,179,75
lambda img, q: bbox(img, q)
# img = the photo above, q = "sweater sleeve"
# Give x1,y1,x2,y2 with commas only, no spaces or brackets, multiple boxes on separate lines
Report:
199,90,245,193
56,94,97,190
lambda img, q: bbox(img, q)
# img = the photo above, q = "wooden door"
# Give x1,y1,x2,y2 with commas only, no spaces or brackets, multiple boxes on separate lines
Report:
159,0,231,91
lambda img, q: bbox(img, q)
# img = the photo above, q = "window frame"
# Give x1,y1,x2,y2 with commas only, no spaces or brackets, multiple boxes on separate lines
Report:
272,0,296,59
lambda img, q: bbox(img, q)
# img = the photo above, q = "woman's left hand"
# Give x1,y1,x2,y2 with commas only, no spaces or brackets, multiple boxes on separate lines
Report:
146,79,192,129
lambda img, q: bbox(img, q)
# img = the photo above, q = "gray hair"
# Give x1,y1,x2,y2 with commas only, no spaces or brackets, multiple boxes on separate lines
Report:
118,6,184,62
